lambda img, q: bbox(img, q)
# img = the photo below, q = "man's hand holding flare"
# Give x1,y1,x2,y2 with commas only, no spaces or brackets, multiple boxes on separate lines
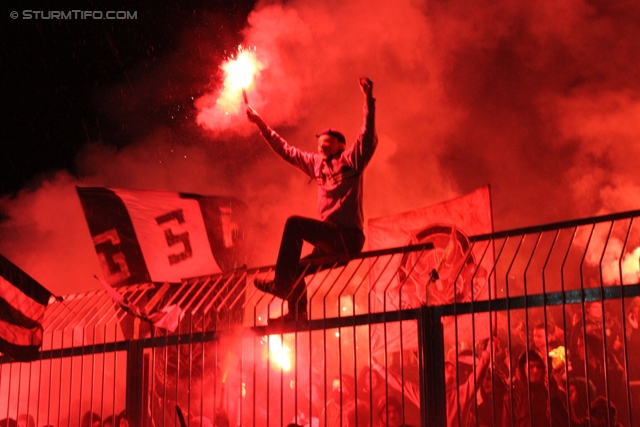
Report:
246,105,260,122
246,105,268,133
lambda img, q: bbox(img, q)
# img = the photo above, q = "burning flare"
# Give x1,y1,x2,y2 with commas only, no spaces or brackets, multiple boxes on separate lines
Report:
267,335,291,372
216,45,263,114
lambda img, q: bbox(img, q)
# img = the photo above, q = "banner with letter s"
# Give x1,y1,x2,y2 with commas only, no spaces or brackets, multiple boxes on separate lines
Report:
77,187,249,286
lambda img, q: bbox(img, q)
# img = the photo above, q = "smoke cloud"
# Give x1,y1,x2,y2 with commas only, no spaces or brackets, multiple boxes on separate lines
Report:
2,0,640,295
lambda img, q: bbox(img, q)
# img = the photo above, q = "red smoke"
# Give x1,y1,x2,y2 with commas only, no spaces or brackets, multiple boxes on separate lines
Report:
2,0,640,295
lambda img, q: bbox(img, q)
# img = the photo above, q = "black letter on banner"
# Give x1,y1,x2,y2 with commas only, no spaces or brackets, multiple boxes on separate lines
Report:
156,209,193,265
93,228,131,282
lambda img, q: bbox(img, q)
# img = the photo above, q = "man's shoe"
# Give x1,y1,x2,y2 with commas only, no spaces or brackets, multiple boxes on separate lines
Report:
267,310,308,326
254,278,277,294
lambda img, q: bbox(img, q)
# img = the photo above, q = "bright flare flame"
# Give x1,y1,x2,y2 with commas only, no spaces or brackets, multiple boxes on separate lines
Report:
268,335,291,372
621,246,640,283
601,244,640,285
216,45,263,114
224,48,258,91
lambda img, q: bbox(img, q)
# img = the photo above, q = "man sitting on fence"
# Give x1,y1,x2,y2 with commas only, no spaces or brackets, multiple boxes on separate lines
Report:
246,77,378,324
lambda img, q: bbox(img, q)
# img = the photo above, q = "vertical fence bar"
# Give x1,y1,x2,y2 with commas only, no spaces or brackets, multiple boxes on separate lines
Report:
559,226,577,423
619,218,635,427
419,305,445,427
126,339,144,425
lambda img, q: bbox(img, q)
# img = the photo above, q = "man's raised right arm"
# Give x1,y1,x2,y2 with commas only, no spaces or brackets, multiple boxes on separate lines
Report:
246,106,315,177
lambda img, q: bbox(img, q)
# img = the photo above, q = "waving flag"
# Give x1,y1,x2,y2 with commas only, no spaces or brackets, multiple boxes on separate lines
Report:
77,187,249,287
0,254,53,361
367,186,494,353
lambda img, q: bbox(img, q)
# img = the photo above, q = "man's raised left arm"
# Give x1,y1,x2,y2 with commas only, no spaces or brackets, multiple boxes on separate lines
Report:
349,77,378,168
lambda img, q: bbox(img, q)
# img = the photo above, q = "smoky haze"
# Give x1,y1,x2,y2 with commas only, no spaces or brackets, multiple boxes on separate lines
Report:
2,0,640,296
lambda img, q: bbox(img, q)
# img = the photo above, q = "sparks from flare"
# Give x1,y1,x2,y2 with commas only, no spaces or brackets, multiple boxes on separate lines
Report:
216,45,263,115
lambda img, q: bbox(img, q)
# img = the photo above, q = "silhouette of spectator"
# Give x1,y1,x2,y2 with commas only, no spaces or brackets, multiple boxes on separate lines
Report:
213,409,229,427
189,416,213,427
591,397,624,427
115,411,128,427
372,344,490,427
325,374,355,427
568,376,595,421
574,332,626,406
490,334,510,378
470,367,510,427
343,400,370,427
444,347,491,427
570,301,624,366
102,415,115,427
16,415,34,427
625,296,640,425
626,297,640,377
568,308,631,426
0,418,17,427
377,396,413,427
511,350,569,427
357,364,384,411
573,396,623,427
81,412,101,427
532,321,563,362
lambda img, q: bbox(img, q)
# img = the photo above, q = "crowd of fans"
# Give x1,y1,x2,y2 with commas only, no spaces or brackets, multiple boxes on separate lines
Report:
0,411,128,427
303,297,640,427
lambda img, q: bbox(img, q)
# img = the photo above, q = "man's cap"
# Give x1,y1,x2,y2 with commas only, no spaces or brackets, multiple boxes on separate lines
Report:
316,128,346,144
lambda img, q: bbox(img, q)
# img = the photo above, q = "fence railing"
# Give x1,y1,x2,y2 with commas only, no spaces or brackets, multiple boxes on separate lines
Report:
2,209,640,427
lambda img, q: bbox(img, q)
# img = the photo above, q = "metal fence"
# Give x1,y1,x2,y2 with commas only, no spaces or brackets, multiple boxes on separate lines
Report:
2,209,640,427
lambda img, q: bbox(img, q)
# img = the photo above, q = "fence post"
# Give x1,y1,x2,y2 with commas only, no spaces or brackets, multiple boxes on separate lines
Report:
419,306,446,427
126,339,144,426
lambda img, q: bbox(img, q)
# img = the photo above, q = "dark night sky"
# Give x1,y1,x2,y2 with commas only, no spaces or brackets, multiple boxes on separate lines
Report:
1,0,256,196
